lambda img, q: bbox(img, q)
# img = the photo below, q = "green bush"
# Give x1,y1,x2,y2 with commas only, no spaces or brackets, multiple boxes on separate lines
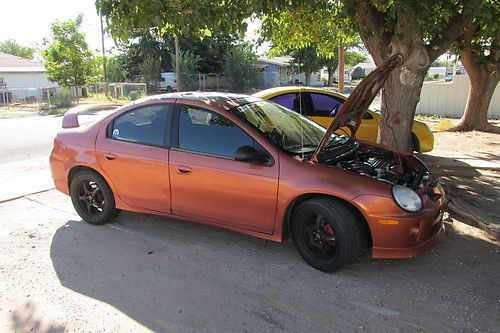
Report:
172,51,201,90
128,90,143,101
52,88,74,107
223,43,257,92
433,73,440,80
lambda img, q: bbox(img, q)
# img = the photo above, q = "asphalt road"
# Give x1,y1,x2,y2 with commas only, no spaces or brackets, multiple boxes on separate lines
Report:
0,112,107,202
0,114,62,164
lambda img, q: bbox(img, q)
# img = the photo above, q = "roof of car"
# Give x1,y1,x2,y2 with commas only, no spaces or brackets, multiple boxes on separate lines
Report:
135,91,263,110
253,86,348,99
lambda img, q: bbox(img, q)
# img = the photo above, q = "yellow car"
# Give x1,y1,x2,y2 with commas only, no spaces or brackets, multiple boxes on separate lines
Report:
253,86,434,152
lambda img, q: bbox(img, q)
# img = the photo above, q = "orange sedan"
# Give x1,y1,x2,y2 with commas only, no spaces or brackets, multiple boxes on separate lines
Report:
50,56,445,271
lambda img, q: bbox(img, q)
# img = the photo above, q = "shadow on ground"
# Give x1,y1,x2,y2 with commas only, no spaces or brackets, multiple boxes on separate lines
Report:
419,154,500,239
10,301,65,333
50,212,500,332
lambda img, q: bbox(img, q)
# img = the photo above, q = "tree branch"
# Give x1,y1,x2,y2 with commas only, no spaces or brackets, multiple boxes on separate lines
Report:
344,0,385,33
341,0,390,63
427,10,475,60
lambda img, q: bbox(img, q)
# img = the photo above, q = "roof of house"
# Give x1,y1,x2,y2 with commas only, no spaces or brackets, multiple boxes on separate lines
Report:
0,52,46,73
256,56,292,67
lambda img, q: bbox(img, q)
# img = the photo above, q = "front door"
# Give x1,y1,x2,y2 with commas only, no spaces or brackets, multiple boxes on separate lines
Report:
169,104,279,234
96,103,172,213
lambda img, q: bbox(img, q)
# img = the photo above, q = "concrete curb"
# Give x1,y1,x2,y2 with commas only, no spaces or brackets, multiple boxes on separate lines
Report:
0,188,55,204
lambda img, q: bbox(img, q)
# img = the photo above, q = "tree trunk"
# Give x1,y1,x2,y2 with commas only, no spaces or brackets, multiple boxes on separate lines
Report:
449,50,499,132
305,72,311,86
372,41,429,152
378,68,425,151
175,35,181,91
327,68,334,86
338,40,345,93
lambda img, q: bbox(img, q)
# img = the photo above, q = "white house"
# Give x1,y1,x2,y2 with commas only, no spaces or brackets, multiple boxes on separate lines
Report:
0,52,57,103
255,56,322,88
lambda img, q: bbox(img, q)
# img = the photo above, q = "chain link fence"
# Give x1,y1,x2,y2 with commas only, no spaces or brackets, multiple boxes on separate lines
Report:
0,86,58,107
185,71,293,93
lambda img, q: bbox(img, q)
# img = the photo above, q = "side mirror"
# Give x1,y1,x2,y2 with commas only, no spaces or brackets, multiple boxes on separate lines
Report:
234,145,271,165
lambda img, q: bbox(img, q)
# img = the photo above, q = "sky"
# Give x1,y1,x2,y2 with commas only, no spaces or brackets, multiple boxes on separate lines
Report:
0,0,112,53
0,0,269,56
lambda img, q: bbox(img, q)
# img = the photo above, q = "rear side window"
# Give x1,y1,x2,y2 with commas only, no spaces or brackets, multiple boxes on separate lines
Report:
310,93,343,117
111,104,170,146
177,105,257,159
270,92,312,116
270,93,296,110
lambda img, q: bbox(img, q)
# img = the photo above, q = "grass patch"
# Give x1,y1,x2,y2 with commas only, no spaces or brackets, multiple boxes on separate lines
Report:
47,108,68,115
434,119,454,131
80,94,129,104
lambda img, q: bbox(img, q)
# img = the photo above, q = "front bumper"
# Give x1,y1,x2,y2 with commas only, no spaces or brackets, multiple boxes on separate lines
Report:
353,192,446,259
372,222,445,259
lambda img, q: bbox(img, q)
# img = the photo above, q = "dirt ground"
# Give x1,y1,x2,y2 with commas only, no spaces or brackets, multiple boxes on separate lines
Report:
416,118,500,239
422,117,500,160
0,113,498,332
0,191,499,332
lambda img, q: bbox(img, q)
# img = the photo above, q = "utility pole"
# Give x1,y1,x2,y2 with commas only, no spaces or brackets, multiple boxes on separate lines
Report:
100,13,108,96
175,35,181,91
338,38,345,93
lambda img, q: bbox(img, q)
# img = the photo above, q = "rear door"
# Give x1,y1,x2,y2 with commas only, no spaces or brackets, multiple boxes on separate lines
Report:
95,103,173,213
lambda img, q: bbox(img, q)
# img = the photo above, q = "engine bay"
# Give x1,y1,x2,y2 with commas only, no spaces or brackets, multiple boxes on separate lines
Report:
317,136,432,190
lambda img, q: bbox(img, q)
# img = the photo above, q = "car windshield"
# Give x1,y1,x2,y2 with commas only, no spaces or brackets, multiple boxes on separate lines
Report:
230,101,337,155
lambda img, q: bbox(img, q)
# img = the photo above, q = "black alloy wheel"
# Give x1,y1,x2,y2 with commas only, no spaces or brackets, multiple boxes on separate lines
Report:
292,197,362,272
70,170,120,225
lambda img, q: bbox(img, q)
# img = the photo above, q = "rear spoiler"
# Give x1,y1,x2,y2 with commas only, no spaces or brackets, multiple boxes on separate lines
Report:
62,104,122,128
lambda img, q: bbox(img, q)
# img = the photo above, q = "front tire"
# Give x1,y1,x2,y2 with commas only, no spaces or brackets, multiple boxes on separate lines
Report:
70,170,120,225
292,198,362,272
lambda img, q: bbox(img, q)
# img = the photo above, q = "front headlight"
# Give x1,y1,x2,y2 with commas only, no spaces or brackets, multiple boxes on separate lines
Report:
392,185,423,212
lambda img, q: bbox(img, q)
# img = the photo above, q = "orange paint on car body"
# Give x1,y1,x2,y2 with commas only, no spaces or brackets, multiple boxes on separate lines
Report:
50,94,445,262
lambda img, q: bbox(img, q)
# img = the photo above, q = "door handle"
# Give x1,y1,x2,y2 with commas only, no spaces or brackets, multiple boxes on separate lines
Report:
104,153,117,160
176,165,192,175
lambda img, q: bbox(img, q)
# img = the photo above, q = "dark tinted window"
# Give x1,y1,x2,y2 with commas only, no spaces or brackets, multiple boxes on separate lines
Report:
310,93,343,116
178,106,257,159
270,92,312,116
270,93,296,110
111,104,169,146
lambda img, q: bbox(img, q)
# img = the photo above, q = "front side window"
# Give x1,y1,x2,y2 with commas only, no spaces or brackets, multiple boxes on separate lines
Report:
111,104,169,146
177,105,258,159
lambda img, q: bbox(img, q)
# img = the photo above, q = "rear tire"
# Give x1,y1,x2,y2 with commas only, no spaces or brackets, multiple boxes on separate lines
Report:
292,198,362,272
70,170,120,225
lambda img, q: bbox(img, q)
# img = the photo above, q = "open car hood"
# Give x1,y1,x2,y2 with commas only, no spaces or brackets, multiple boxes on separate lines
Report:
310,54,403,162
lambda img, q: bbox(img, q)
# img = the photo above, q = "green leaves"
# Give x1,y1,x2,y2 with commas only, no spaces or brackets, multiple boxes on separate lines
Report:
0,39,35,59
41,15,95,87
223,43,257,92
